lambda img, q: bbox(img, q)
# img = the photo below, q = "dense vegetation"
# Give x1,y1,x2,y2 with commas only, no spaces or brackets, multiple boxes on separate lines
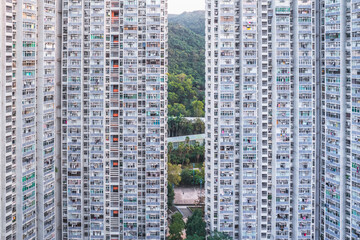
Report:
169,209,232,240
168,162,204,187
166,12,233,240
169,212,186,240
185,209,206,239
168,140,205,165
168,117,204,138
180,168,204,186
168,74,204,117
168,11,205,117
169,209,206,240
167,184,175,209
169,11,205,36
169,208,233,240
168,136,205,187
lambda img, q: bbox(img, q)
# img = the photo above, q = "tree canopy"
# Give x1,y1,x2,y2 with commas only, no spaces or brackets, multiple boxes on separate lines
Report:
168,141,205,166
186,234,204,240
168,163,182,186
168,74,204,117
168,117,204,138
180,168,204,186
169,11,205,36
168,11,205,117
169,212,185,240
168,20,205,89
185,209,206,239
167,184,175,209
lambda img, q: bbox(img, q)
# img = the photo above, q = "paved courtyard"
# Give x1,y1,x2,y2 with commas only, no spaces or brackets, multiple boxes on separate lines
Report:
174,187,204,205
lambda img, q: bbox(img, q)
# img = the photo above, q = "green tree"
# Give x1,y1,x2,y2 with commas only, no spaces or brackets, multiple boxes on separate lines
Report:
207,231,233,240
168,116,183,137
169,11,205,36
184,143,191,165
199,166,205,180
169,212,185,240
190,100,205,117
168,116,204,137
191,143,205,163
180,169,193,186
185,209,206,238
169,103,188,117
168,74,196,107
167,73,204,117
179,117,194,135
193,119,205,133
168,142,174,153
168,163,182,186
168,92,180,106
168,12,205,86
168,11,205,117
193,170,204,185
168,142,174,163
180,168,204,186
186,234,204,240
167,184,175,209
177,142,186,159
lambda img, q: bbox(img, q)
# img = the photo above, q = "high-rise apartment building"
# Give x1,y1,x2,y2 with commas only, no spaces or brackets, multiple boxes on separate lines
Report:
205,0,317,238
4,0,360,239
60,0,168,239
0,0,59,239
0,0,16,239
320,0,360,239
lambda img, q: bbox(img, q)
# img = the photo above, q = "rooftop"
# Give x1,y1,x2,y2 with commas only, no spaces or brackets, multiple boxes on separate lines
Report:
167,134,205,143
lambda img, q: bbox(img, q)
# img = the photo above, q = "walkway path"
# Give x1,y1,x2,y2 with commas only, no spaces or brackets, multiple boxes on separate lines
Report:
176,206,193,220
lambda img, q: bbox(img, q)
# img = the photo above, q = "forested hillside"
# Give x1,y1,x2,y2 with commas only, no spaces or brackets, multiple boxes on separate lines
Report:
168,11,205,117
169,11,205,36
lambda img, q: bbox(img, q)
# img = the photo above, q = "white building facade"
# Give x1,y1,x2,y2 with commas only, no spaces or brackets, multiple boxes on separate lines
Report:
205,0,317,239
320,0,360,238
0,0,16,238
5,0,360,239
61,0,168,239
0,0,59,239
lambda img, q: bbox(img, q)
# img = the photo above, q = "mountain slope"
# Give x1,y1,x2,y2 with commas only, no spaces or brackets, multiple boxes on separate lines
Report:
168,10,205,90
169,11,205,36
